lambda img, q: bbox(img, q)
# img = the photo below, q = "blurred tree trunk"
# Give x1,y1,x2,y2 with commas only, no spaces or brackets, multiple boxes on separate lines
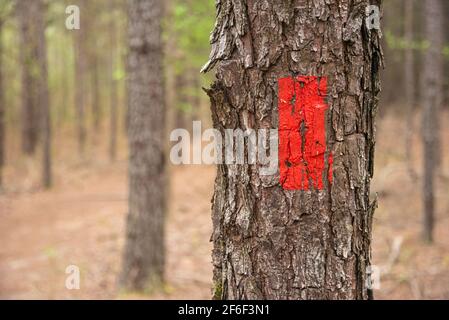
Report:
17,0,39,155
91,53,101,133
421,0,443,243
379,0,402,114
165,45,176,135
74,1,87,155
56,49,70,128
203,0,382,299
0,18,4,187
120,0,166,291
109,13,118,162
403,0,417,181
35,0,51,188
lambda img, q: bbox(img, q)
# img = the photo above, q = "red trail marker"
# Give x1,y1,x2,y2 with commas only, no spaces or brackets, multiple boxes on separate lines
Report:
278,76,333,190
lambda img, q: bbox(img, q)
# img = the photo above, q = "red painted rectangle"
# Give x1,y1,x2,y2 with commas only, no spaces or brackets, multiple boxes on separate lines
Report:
279,76,332,190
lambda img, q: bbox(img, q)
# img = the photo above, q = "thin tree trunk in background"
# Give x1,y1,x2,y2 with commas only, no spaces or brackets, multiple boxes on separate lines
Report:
74,2,87,156
109,13,118,162
35,0,51,189
203,0,382,299
377,1,401,115
164,0,173,130
120,0,129,137
109,79,118,161
56,43,68,128
404,0,417,181
91,53,101,132
165,46,176,134
421,0,443,243
17,0,39,155
61,52,70,126
120,0,166,291
0,19,4,188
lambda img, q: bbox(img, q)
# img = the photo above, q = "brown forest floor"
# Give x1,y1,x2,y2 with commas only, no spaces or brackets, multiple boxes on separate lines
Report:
0,112,449,299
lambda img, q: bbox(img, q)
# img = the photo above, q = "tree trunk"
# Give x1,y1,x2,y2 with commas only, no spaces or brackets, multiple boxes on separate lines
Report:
109,15,118,162
119,0,166,291
203,0,382,300
34,0,51,189
0,18,4,188
91,53,101,133
57,48,70,128
74,0,87,156
17,0,40,155
403,0,416,181
421,0,443,243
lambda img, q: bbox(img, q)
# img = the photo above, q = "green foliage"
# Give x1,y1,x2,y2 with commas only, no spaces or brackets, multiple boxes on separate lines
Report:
113,68,126,81
443,46,449,59
385,30,429,51
165,0,215,75
0,0,13,21
0,2,20,124
385,30,449,61
164,0,215,116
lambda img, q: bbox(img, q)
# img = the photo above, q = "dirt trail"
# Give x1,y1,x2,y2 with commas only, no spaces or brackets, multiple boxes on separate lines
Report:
0,162,215,299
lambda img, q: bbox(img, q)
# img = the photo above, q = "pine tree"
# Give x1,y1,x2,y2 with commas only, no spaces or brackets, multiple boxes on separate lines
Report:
203,0,383,299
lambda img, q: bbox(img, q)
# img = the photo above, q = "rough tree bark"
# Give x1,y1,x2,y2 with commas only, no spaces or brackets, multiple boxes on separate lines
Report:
421,0,443,243
119,0,166,291
203,0,382,299
17,0,40,155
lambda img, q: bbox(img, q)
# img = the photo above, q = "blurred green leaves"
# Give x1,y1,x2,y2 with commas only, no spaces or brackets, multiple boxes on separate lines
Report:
113,68,125,81
164,0,215,117
0,0,13,21
164,0,215,75
386,30,449,60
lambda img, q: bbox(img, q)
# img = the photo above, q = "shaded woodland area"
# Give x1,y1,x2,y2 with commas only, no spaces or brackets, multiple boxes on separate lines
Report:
0,0,448,300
